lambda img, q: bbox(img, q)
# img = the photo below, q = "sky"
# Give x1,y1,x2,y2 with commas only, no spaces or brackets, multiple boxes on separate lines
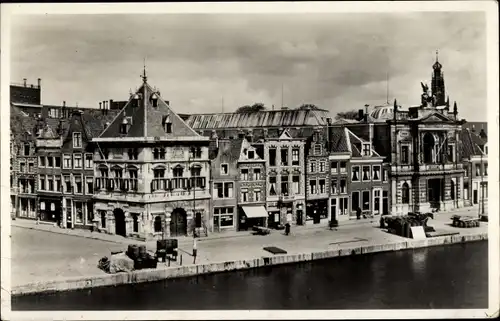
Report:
10,12,487,120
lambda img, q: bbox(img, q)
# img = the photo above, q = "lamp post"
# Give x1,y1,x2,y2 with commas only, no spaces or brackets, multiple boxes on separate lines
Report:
479,151,484,216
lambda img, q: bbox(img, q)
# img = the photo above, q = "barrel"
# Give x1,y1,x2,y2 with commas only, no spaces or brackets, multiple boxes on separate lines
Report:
157,240,168,251
127,244,140,261
138,245,147,259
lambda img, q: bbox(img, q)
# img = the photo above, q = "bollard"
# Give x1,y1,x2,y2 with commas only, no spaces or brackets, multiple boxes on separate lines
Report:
180,254,183,266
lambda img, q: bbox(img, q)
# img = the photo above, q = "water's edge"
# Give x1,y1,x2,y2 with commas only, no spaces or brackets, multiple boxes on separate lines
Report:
12,232,488,296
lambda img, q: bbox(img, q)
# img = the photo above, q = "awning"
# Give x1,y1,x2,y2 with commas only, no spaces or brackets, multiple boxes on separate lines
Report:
241,206,268,218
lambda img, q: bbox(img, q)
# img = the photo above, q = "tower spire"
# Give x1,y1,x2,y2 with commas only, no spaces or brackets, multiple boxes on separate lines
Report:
141,58,147,82
436,49,439,62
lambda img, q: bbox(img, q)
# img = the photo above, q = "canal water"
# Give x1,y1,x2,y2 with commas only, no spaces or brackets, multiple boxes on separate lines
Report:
12,241,488,310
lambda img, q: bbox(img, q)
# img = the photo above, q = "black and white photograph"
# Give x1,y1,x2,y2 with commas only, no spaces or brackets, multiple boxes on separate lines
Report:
1,2,498,320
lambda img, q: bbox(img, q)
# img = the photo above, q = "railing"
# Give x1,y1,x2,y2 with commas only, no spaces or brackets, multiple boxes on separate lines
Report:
151,177,206,192
95,177,138,192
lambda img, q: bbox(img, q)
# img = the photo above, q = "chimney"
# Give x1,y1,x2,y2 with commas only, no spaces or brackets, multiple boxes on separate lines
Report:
110,99,114,109
479,128,487,139
358,109,364,121
472,125,476,133
63,101,66,108
99,102,102,110
37,78,41,88
23,78,27,87
246,129,254,143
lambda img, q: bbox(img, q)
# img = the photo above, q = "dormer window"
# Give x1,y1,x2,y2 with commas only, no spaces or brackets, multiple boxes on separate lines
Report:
73,132,82,148
162,115,172,133
247,150,255,159
151,93,158,108
314,144,322,155
362,143,371,156
120,118,128,135
132,93,140,107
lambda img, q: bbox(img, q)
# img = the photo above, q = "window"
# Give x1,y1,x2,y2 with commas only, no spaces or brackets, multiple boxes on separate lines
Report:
269,176,277,196
213,182,234,199
39,175,46,191
476,164,480,176
340,179,346,194
402,182,410,204
63,154,71,169
152,168,166,191
281,175,289,195
383,168,388,181
162,116,172,133
401,145,409,164
28,162,34,173
319,161,325,173
214,207,234,228
73,154,82,169
450,179,456,200
47,156,54,168
362,166,371,181
86,177,94,194
85,154,93,169
74,175,83,194
153,148,160,160
20,162,26,173
247,150,255,159
48,176,54,191
127,148,139,160
310,161,316,173
314,144,322,155
331,161,338,173
55,176,61,192
24,143,30,156
64,175,71,193
172,166,183,189
220,164,228,175
39,156,46,167
362,143,371,156
55,156,61,168
269,148,277,167
159,148,166,159
190,166,203,189
464,167,469,177
372,165,381,181
73,132,82,148
292,175,300,194
447,145,455,162
340,161,347,173
362,191,370,211
352,191,360,211
132,214,139,233
129,168,138,191
254,168,261,180
154,216,162,233
241,189,248,202
310,180,317,194
255,190,261,202
292,148,300,166
351,166,360,182
100,148,110,160
331,179,338,194
319,179,326,194
281,148,289,166
241,168,249,181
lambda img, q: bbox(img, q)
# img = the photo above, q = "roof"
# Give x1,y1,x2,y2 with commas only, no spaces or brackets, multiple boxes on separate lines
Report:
185,108,330,130
328,127,350,153
460,128,485,159
98,78,199,140
346,128,381,158
10,105,38,142
212,138,245,163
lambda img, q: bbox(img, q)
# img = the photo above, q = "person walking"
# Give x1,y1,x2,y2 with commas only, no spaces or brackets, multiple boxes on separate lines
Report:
356,207,362,220
192,237,198,264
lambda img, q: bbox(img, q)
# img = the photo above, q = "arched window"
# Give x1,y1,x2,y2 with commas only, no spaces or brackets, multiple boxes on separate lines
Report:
154,216,162,233
423,133,435,164
402,182,410,204
450,179,456,200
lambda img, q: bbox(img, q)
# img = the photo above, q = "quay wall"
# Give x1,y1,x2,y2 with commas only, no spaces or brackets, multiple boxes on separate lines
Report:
11,232,488,296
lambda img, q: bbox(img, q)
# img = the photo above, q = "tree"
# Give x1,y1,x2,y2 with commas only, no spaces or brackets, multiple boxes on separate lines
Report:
335,110,359,120
298,103,319,110
236,103,266,113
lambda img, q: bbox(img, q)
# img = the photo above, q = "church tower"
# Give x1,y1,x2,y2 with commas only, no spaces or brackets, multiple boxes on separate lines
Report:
431,50,446,106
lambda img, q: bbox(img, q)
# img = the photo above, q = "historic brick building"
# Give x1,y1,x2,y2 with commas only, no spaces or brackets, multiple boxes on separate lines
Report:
460,128,488,210
92,72,211,240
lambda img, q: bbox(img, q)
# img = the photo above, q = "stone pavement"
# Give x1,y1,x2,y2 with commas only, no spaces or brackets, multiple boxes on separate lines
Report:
10,206,487,288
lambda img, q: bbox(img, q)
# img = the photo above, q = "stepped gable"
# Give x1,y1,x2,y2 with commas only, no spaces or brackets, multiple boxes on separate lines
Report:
98,76,199,139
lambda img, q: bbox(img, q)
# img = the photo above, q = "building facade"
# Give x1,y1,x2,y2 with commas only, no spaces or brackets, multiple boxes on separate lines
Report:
460,128,488,210
264,129,306,227
92,73,211,240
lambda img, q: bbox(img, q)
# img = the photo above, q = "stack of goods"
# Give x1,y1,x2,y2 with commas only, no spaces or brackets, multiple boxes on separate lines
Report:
451,215,480,228
127,244,158,270
156,239,179,262
98,252,134,274
381,213,435,238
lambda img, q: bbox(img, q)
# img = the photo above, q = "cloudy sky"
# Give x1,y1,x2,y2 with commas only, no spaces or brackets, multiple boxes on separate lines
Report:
11,12,486,120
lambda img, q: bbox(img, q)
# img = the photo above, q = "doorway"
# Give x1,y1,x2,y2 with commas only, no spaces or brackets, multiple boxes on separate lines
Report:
427,178,443,209
113,208,126,237
382,190,389,215
170,208,187,237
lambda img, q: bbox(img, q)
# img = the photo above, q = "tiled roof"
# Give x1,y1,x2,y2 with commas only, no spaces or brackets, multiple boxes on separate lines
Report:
185,109,330,129
81,109,121,138
10,105,38,142
215,138,244,163
99,80,199,139
460,128,485,159
328,127,350,153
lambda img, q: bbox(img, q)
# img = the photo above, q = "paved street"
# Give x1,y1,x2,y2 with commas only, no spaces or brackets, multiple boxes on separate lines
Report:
10,206,488,288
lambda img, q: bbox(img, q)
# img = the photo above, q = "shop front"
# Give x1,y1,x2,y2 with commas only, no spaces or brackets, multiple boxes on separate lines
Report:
306,199,329,224
239,205,268,230
38,196,62,225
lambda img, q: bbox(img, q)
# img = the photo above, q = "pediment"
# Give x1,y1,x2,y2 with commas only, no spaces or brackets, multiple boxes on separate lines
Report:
420,112,454,124
279,128,293,140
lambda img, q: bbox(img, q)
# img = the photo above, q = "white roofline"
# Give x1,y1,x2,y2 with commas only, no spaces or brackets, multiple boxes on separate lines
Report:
92,136,210,142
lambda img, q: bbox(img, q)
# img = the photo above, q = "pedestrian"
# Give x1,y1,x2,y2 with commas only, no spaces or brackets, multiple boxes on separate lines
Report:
192,237,198,264
285,222,291,236
356,207,362,220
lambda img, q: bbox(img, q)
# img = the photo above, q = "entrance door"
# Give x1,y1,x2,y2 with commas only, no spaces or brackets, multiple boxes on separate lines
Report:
473,190,478,204
382,191,389,215
114,208,126,237
170,208,187,237
373,189,381,215
428,179,442,209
